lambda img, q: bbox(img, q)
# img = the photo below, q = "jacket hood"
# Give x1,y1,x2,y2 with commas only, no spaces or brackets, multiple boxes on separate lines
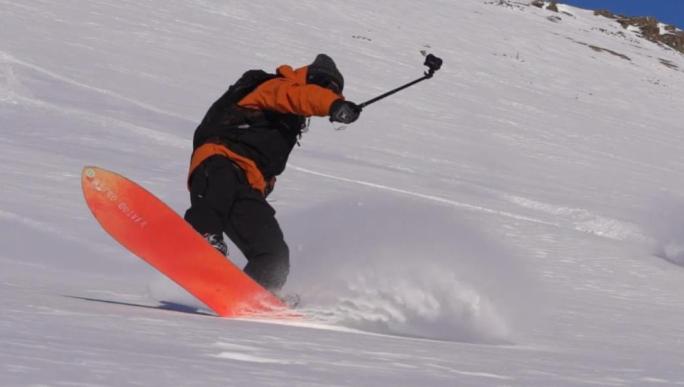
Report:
276,65,309,85
307,54,344,92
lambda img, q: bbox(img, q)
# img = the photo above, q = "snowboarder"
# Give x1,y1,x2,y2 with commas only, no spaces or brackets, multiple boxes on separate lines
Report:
184,54,361,295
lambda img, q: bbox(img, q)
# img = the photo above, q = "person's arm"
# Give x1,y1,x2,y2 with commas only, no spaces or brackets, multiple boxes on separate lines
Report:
238,77,341,117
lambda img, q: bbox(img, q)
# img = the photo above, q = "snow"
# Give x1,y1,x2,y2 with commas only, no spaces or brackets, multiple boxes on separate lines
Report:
658,23,673,36
626,24,642,34
2,0,684,385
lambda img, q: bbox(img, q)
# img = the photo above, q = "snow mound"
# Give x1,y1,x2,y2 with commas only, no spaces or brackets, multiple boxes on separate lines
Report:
640,192,684,266
284,193,543,343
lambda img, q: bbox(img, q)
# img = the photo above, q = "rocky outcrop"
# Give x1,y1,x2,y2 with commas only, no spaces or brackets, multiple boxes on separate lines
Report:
546,1,558,13
531,0,558,12
593,10,684,54
528,3,684,54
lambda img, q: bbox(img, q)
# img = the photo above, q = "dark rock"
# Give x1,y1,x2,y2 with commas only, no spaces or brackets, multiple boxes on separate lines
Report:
660,58,679,70
587,45,631,61
546,1,558,12
599,13,684,54
594,10,616,19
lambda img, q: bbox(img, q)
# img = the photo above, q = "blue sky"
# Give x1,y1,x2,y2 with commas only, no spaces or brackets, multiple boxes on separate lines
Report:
561,0,684,29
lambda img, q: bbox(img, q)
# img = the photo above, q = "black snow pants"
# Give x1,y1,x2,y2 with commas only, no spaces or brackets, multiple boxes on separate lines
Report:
184,156,289,292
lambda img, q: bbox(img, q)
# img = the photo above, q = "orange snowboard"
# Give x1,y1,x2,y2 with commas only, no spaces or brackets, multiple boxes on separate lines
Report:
81,166,286,317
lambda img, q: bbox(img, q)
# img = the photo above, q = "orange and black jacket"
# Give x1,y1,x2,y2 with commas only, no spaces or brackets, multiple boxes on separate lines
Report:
189,64,342,195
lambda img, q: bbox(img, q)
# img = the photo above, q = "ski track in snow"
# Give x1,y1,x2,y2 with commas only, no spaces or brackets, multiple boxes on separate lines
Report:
0,49,191,122
291,164,559,226
290,164,651,243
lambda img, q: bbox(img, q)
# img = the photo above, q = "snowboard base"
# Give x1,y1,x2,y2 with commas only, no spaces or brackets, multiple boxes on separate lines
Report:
81,166,290,317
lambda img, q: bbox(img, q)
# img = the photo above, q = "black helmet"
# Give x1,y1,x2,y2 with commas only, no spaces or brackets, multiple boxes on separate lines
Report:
307,54,344,94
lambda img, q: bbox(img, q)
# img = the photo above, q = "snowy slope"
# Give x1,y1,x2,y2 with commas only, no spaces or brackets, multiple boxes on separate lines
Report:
2,0,684,385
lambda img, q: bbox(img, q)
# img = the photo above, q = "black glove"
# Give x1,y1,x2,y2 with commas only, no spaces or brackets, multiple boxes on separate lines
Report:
329,100,362,124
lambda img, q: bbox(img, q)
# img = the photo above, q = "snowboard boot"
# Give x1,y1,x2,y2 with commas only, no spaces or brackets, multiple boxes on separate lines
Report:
203,233,228,256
